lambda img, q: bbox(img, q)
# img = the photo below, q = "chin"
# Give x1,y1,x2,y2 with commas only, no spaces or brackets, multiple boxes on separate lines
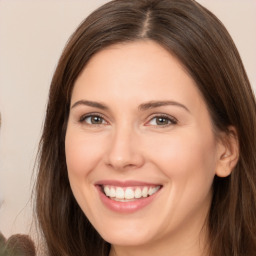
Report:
103,234,150,247
98,225,154,247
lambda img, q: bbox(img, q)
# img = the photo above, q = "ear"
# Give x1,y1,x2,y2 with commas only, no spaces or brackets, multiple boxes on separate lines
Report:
215,126,239,177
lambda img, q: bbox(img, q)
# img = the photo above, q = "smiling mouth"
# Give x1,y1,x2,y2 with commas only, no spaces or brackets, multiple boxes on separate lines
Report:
100,185,162,202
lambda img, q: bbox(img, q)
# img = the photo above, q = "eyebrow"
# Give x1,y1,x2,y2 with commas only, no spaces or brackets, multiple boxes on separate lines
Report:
71,100,190,113
138,100,190,113
71,100,109,110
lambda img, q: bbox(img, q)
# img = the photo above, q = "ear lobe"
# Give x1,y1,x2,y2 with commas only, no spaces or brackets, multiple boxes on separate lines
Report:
215,126,239,178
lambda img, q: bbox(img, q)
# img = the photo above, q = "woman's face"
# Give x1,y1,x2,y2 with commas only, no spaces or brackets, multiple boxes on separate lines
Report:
65,41,223,250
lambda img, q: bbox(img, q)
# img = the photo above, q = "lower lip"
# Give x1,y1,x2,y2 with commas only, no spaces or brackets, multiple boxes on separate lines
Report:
96,186,161,213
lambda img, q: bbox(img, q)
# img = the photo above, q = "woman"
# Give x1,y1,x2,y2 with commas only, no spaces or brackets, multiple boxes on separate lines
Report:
35,0,256,255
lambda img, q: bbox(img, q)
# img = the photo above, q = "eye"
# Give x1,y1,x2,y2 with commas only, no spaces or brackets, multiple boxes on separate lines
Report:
147,115,177,127
80,114,107,125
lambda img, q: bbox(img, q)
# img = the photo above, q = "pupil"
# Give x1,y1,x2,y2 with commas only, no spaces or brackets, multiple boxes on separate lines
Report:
156,117,168,125
92,116,102,124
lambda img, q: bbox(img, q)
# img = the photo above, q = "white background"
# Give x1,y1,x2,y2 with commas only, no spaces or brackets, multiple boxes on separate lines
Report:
0,0,255,238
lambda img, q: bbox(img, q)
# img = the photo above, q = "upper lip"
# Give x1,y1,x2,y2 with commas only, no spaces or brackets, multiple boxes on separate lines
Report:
95,180,162,187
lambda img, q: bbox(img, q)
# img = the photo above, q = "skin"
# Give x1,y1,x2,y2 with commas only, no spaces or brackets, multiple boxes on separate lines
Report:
65,41,237,256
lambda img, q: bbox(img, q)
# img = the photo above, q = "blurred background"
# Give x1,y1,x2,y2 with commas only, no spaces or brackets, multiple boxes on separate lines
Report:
0,0,255,238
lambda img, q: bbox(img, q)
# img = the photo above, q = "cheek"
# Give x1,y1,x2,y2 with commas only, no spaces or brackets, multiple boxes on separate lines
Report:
147,129,217,185
146,130,217,225
65,128,105,214
65,130,105,177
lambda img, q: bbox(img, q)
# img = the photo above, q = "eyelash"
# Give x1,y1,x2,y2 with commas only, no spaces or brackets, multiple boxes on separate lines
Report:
146,114,178,127
79,113,108,126
79,113,178,127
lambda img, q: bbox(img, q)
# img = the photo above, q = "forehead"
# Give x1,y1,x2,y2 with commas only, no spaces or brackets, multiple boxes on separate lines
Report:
71,40,205,111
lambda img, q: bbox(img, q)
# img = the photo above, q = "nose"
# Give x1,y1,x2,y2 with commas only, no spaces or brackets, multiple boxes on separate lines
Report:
104,126,145,171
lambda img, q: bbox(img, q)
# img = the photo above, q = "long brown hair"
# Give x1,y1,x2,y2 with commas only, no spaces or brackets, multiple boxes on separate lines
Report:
35,0,256,255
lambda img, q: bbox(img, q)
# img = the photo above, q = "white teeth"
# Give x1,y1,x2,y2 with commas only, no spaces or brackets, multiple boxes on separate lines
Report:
110,187,116,197
104,186,110,196
151,186,159,194
102,185,161,200
116,187,125,199
134,187,142,198
142,187,148,197
125,188,134,199
148,187,154,196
